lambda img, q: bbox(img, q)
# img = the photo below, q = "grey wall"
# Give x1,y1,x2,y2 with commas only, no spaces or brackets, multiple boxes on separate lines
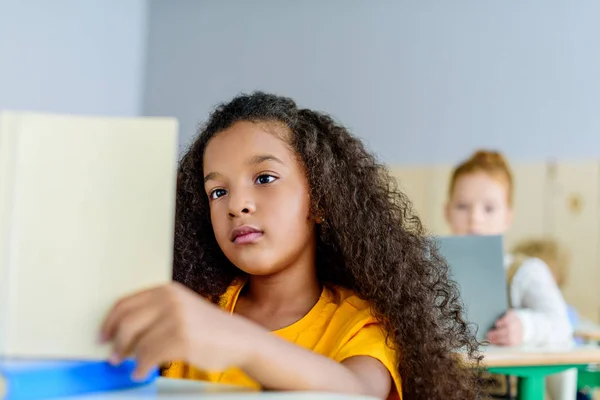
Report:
143,0,600,165
0,0,148,116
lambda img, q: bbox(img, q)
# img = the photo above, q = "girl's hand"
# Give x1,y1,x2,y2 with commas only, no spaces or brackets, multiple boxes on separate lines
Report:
100,282,255,380
486,310,523,346
101,283,392,398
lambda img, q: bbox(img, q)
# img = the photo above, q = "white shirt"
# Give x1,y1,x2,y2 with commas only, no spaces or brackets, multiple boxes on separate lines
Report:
505,255,573,345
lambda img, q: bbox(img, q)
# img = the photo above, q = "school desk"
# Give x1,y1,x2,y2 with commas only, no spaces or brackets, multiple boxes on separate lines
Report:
571,320,600,397
482,344,600,400
56,378,379,400
575,319,600,343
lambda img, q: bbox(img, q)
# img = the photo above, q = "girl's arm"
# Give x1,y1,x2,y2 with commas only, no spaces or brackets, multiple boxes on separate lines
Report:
101,282,393,399
239,321,392,398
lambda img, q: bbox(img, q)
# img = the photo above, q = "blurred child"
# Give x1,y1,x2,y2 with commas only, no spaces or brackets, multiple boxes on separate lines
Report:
512,238,580,335
512,238,591,400
445,150,575,400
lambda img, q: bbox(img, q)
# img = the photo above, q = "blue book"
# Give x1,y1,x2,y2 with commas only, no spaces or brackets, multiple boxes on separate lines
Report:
0,359,158,399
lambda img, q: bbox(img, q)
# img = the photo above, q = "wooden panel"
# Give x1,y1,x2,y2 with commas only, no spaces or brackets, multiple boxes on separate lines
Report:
547,161,600,323
389,162,550,242
388,166,431,229
425,164,453,236
504,162,550,250
392,159,600,323
422,162,549,241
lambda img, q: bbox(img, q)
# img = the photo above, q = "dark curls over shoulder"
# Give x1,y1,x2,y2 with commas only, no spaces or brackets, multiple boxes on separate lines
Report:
174,92,483,399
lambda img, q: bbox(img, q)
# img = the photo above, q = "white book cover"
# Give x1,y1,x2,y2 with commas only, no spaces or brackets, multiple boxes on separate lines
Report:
0,111,178,360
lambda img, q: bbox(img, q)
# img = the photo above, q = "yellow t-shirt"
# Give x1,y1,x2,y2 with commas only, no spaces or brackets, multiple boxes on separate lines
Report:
162,282,402,399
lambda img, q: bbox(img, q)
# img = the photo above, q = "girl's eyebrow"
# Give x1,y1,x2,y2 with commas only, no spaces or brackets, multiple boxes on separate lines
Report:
204,171,222,183
246,154,284,166
204,154,284,183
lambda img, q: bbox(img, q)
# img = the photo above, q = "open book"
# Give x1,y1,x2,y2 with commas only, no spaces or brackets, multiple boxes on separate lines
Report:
0,111,178,360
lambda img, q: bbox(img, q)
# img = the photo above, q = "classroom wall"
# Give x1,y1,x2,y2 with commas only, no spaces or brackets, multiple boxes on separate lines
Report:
0,0,148,116
143,0,600,164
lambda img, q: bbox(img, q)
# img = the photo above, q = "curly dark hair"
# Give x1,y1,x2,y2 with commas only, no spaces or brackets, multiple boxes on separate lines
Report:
174,92,483,399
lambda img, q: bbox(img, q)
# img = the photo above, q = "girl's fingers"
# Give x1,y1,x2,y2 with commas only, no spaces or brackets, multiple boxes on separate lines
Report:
110,302,168,364
132,320,176,381
494,315,509,329
487,328,508,345
100,287,162,342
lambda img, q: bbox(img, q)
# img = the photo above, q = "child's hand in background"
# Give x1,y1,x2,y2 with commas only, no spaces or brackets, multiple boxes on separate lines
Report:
486,310,523,346
100,282,258,380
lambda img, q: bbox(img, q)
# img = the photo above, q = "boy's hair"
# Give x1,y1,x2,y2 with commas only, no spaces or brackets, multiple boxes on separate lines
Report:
175,92,482,399
449,150,514,206
511,237,570,288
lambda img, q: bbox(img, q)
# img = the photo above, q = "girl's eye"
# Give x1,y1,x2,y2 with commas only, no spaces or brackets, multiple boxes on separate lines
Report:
256,175,277,185
209,188,227,200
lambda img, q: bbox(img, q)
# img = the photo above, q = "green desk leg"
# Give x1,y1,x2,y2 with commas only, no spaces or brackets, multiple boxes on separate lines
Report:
517,375,545,399
488,365,578,400
577,366,600,392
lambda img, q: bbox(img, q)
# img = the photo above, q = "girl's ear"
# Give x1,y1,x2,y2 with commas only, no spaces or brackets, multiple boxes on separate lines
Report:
312,204,325,224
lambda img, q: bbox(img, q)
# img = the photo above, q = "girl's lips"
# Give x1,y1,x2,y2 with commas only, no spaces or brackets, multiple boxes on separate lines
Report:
230,225,263,244
233,231,263,244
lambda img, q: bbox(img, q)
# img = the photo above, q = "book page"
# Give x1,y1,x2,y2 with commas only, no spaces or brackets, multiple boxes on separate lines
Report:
0,112,178,360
